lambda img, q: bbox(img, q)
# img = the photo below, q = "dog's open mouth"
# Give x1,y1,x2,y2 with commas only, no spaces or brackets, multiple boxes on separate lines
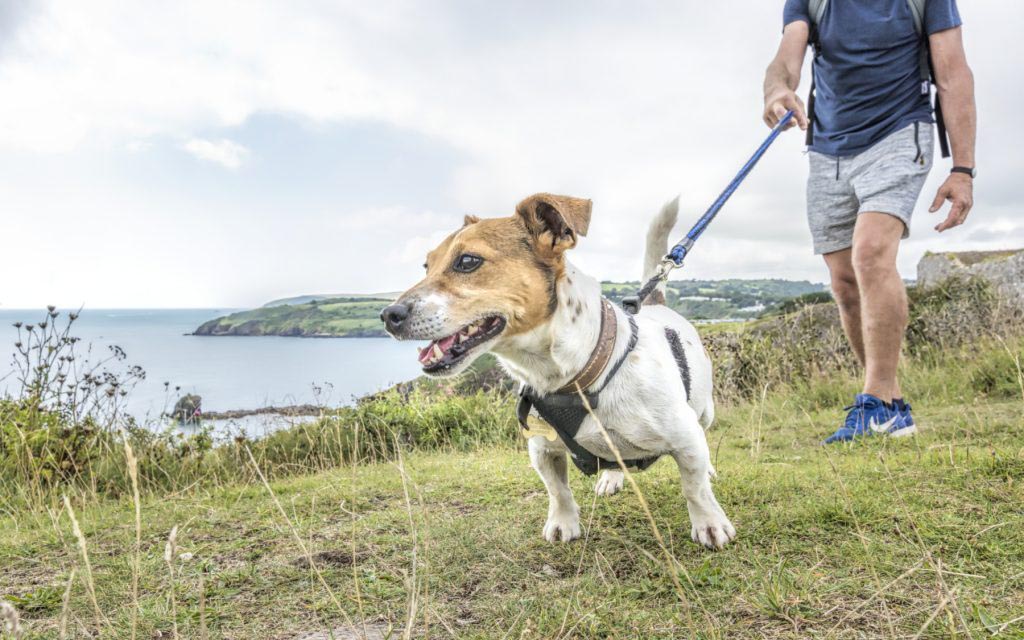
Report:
418,315,506,373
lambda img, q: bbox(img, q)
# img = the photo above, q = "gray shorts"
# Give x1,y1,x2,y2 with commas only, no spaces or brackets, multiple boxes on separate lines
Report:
807,122,933,255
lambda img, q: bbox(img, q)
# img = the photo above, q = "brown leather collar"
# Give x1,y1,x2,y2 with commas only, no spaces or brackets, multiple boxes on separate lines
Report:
553,298,618,394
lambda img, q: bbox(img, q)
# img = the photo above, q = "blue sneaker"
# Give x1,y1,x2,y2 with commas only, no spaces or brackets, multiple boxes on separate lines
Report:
892,398,916,430
823,393,915,444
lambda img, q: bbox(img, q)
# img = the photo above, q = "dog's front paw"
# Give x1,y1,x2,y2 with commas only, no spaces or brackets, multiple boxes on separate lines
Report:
594,470,624,497
542,510,581,543
689,510,736,550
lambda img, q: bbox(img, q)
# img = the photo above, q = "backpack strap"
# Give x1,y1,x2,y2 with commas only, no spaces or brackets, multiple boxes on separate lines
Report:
907,0,926,35
907,0,952,158
808,0,828,27
804,0,828,147
907,0,929,85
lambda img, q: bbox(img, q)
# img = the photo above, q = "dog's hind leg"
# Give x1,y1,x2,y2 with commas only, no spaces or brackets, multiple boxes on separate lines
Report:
528,436,581,543
670,430,735,550
594,469,624,497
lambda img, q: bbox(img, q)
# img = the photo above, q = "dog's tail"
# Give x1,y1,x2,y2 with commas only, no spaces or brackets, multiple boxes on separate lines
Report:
641,196,679,305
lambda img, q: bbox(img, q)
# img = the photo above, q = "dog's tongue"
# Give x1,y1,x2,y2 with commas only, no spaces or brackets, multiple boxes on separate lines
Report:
417,345,434,365
438,334,458,352
418,333,459,365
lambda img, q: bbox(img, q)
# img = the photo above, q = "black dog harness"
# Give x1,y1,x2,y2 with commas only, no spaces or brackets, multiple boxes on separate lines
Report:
516,298,661,476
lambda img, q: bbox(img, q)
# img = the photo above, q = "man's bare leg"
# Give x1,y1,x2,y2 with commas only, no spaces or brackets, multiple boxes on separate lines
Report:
850,213,907,402
822,248,865,365
822,248,904,400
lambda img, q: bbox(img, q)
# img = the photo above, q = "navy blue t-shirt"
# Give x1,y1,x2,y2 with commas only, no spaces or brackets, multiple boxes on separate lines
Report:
783,0,961,156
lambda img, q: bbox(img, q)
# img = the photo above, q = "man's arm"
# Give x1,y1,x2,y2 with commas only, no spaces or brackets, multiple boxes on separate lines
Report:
927,26,976,232
763,21,811,130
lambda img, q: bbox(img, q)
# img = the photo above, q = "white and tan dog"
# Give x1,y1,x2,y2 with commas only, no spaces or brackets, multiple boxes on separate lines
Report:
381,194,735,549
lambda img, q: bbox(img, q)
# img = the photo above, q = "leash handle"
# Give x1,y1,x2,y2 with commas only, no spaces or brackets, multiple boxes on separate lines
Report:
667,109,794,265
622,110,795,315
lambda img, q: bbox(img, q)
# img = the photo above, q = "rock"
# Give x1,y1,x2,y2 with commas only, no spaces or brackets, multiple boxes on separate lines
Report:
171,394,202,423
917,249,1024,308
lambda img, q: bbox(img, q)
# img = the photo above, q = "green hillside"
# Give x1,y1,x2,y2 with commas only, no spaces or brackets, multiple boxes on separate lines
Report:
194,297,392,337
195,279,829,337
604,278,828,320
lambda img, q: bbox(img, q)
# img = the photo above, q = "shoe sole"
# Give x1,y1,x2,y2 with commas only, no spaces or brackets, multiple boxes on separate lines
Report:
889,425,917,438
821,423,918,445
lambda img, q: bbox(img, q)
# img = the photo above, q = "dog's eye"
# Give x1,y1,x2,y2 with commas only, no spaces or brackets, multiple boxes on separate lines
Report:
452,254,484,273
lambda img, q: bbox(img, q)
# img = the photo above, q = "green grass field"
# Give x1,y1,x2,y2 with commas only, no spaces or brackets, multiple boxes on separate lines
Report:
3,287,1022,639
3,391,1022,638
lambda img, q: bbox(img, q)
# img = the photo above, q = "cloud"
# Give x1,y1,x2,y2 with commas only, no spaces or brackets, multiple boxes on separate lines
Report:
0,1,1020,306
0,1,33,53
182,138,248,169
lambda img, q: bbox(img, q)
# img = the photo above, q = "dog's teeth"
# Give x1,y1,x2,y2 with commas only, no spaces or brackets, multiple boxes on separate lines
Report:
458,334,468,343
432,344,443,359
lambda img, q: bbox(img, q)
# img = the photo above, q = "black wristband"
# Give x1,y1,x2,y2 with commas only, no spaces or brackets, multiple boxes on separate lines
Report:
951,166,976,178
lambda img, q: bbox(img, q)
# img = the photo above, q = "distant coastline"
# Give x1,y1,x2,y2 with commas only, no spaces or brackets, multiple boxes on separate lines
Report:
193,295,392,338
193,279,829,338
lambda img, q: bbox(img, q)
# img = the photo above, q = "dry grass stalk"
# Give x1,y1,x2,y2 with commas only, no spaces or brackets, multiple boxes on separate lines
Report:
910,592,950,640
1,600,22,639
751,383,769,459
556,485,602,639
575,389,718,636
199,572,208,640
58,568,76,640
122,435,143,640
879,457,973,635
62,495,107,632
995,334,1024,402
820,450,897,637
392,443,421,640
164,525,180,640
350,421,369,637
243,446,357,629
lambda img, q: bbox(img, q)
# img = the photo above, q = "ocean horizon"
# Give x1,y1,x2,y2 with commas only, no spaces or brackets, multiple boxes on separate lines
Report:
0,307,424,435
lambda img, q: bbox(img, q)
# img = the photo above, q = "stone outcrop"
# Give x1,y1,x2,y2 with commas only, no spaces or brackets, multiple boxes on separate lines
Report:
917,249,1024,307
171,394,202,423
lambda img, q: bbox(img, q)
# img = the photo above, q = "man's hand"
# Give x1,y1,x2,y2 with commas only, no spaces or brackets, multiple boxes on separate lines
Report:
929,173,973,232
763,90,809,131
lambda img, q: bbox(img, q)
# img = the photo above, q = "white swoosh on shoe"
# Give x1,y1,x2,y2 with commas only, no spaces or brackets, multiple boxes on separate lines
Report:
869,416,898,434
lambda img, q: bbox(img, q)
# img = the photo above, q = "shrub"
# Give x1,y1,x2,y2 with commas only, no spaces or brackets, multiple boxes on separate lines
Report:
969,341,1024,400
905,275,1021,356
0,309,145,492
706,276,1023,402
2,275,1022,508
241,388,518,479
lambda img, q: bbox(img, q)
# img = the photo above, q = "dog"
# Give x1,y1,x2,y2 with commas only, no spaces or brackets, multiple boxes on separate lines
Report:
381,194,735,549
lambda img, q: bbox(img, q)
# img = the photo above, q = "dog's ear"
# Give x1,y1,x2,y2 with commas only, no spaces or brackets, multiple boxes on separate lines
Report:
463,214,480,227
515,193,592,253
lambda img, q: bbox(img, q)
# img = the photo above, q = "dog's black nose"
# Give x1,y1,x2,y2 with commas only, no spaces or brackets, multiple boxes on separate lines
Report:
381,303,410,332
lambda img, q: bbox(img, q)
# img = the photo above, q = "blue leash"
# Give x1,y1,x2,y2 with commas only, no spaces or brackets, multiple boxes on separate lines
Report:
623,110,795,314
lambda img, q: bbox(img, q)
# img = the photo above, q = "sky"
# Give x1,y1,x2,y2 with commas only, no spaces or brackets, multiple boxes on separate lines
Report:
1,1,1021,309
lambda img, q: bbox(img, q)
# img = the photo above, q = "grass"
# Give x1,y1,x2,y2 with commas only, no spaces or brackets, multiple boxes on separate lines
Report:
2,385,1022,638
2,289,1023,638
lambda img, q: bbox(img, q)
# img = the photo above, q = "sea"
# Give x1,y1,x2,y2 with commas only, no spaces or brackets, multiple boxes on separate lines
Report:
0,308,424,438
